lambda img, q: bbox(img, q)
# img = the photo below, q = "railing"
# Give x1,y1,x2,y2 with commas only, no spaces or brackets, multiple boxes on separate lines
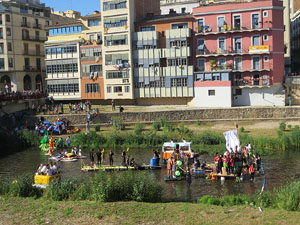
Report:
82,71,102,77
23,51,45,56
196,47,268,56
22,36,48,42
285,76,300,85
233,78,271,86
21,22,31,28
196,23,272,35
33,24,42,29
0,91,46,103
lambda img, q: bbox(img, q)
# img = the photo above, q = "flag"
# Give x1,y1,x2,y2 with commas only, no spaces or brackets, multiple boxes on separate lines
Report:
49,137,54,151
223,130,240,153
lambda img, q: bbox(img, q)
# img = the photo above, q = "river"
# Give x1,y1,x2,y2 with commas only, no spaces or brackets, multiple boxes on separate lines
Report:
1,148,300,202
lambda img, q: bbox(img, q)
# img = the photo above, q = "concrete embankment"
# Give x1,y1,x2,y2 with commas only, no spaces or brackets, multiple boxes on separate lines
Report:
25,106,300,126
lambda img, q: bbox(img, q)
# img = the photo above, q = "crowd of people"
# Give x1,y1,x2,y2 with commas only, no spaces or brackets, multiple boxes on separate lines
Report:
36,162,59,176
35,118,69,136
0,90,45,102
214,143,261,182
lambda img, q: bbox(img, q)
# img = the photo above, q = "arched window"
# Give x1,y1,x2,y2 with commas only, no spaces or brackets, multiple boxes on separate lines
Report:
35,74,42,91
1,75,11,92
23,75,31,91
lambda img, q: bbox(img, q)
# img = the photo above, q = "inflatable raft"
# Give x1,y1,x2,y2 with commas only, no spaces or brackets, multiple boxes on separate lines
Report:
33,174,61,188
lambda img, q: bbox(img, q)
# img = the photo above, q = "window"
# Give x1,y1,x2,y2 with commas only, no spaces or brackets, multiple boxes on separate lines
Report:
6,28,11,36
0,14,2,25
218,37,226,52
234,57,242,70
114,86,122,93
181,8,186,14
197,59,205,72
208,90,215,96
107,86,111,93
103,1,127,11
36,58,41,70
104,17,127,29
24,58,30,67
6,14,10,23
263,11,268,17
8,58,13,67
0,58,4,69
235,89,242,95
264,56,269,62
85,83,100,93
88,19,99,27
125,86,130,92
197,18,204,32
197,39,205,54
106,71,129,79
0,43,3,53
171,78,187,87
218,58,226,69
47,83,79,93
169,9,176,14
252,14,259,29
104,34,128,46
89,34,95,42
252,35,260,46
252,56,260,69
140,26,155,31
233,15,241,30
7,42,12,51
263,34,268,41
217,17,225,31
171,23,188,29
233,37,241,53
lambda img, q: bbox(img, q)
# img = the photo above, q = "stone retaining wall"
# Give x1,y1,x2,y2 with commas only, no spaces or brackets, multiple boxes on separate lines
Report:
25,106,300,126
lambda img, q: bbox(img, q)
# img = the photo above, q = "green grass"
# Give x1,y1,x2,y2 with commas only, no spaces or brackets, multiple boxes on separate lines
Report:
2,196,300,225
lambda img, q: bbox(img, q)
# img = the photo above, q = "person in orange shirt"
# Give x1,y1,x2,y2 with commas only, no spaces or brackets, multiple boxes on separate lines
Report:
249,163,256,181
167,156,174,178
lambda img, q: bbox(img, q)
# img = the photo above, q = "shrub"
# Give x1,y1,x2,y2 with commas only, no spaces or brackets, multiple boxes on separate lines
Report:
45,178,79,201
134,123,144,135
291,129,300,149
279,122,286,131
194,130,224,145
152,121,161,131
276,181,300,211
113,118,125,131
8,174,43,198
159,117,168,128
288,124,292,130
95,124,101,132
294,125,300,130
72,171,163,202
196,120,201,126
176,123,191,136
239,126,245,133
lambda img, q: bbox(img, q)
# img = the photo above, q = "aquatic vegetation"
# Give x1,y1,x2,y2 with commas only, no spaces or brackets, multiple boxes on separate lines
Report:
198,195,253,206
279,122,286,132
152,121,161,131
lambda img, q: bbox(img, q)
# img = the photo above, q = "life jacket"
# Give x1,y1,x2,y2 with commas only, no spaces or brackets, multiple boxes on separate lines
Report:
249,166,255,173
214,156,219,163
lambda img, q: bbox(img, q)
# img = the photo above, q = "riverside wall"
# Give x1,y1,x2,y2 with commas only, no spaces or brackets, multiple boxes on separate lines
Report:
25,106,300,126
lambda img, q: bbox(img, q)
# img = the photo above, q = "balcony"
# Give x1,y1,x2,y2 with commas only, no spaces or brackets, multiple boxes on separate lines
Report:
33,24,42,29
285,76,300,85
21,22,31,28
196,23,272,36
233,77,271,87
23,50,45,56
82,71,102,77
23,66,44,72
22,36,48,42
196,46,270,57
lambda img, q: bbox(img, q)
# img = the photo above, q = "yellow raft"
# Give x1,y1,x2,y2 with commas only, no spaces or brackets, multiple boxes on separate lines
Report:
34,174,61,185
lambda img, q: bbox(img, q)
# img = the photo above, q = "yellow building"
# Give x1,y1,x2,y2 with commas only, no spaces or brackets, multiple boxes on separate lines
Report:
45,11,102,101
0,0,51,92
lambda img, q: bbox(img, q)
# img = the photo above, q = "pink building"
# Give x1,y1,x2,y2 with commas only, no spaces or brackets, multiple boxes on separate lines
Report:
193,0,285,107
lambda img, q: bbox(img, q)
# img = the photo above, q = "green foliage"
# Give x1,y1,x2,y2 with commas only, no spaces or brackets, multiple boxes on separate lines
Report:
0,174,43,198
291,129,300,149
294,125,300,130
198,195,253,207
134,123,144,135
191,130,225,145
71,132,106,149
288,124,292,130
45,178,79,201
275,181,300,211
95,124,101,132
159,117,168,128
152,121,161,131
113,118,125,131
73,171,163,202
196,120,201,126
176,123,191,136
279,122,286,132
239,127,245,133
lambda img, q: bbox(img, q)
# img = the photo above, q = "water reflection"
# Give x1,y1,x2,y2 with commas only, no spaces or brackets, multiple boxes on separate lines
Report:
1,148,300,201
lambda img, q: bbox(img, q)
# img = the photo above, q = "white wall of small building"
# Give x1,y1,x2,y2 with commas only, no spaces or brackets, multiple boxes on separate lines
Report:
194,86,232,108
233,84,285,106
160,3,199,15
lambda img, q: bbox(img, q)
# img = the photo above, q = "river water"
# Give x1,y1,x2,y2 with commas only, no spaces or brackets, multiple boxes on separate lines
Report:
1,148,300,202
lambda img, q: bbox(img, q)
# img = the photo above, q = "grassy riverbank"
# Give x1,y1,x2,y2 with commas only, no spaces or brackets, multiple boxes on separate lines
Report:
1,196,300,225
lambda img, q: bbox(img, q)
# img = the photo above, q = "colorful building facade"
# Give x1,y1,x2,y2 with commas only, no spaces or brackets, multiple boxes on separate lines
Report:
133,14,194,105
193,0,285,107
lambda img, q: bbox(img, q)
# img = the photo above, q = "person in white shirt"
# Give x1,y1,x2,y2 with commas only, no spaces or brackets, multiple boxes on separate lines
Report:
46,166,53,176
40,164,47,175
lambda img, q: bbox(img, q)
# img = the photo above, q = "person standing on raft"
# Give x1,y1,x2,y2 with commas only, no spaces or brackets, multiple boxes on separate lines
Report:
109,150,114,166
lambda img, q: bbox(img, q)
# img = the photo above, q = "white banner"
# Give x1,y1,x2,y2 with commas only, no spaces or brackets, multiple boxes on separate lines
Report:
223,130,240,153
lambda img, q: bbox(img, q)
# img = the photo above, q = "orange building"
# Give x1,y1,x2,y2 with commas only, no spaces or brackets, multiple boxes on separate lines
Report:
80,45,104,100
